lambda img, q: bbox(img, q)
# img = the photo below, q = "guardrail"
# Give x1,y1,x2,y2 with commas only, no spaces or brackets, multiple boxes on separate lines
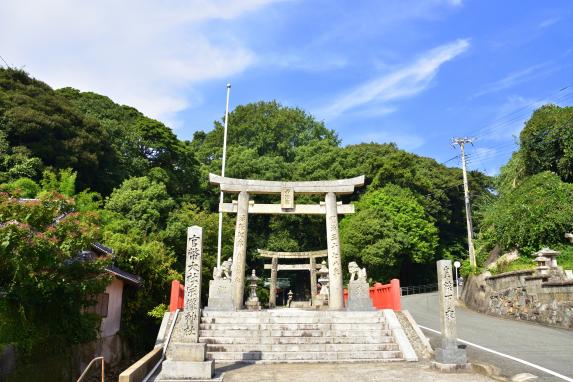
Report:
77,356,104,382
400,283,438,296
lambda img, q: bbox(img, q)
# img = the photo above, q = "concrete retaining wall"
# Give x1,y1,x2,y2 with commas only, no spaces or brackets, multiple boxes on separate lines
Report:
462,271,573,329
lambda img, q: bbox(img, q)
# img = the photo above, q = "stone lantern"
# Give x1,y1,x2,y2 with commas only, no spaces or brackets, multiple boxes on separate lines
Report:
538,248,560,268
314,261,330,307
245,269,261,310
534,254,549,276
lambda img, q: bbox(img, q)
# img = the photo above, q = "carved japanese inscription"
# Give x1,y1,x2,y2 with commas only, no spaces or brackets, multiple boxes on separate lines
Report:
328,215,341,277
437,260,457,340
183,226,203,342
281,187,295,209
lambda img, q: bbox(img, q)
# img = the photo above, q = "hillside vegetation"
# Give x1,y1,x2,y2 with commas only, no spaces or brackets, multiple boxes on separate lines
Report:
1,68,492,357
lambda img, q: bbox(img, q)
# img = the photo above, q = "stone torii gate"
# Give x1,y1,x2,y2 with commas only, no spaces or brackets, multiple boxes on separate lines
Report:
258,249,327,308
209,173,364,310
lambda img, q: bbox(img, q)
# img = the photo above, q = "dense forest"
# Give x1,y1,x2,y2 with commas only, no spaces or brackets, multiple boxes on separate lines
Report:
2,67,571,362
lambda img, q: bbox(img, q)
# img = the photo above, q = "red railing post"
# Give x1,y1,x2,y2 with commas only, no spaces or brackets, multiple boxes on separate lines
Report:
390,278,401,311
372,282,383,308
343,288,349,304
169,280,181,312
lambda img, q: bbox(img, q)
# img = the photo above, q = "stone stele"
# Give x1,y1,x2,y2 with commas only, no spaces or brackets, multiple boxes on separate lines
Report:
435,259,467,365
159,226,214,380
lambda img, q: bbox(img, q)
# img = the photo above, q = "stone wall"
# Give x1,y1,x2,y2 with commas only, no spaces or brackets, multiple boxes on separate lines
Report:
462,270,573,329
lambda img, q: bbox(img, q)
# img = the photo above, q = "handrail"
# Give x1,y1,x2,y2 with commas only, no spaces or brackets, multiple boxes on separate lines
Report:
400,283,438,296
142,308,180,382
76,356,104,382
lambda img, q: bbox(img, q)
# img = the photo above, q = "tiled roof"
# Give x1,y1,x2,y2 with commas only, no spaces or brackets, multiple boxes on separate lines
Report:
92,242,114,256
105,265,143,286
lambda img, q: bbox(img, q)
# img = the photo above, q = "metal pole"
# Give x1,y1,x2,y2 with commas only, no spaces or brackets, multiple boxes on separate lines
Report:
216,83,231,268
455,266,459,299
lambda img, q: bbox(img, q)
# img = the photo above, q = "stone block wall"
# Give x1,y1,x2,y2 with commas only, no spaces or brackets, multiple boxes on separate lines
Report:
462,271,573,330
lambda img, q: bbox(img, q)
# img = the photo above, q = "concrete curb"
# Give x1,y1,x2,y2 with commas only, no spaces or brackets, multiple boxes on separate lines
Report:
382,309,418,362
401,310,433,356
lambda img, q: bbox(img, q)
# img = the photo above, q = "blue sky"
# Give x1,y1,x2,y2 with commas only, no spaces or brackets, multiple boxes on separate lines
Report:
1,0,572,174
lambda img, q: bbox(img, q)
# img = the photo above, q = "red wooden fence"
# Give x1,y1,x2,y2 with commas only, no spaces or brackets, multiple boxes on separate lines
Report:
169,280,185,312
343,278,401,311
170,278,401,311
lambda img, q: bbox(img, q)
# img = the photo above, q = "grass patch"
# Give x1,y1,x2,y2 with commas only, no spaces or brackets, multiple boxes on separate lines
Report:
554,244,573,270
488,244,573,275
490,255,536,275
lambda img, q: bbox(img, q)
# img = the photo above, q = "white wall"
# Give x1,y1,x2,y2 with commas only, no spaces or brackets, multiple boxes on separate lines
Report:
101,278,124,337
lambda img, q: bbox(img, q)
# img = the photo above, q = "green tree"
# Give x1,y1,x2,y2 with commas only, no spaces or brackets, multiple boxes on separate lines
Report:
57,88,201,200
0,191,108,355
104,176,175,235
520,104,573,182
0,68,119,194
340,184,439,283
476,171,573,256
162,204,235,302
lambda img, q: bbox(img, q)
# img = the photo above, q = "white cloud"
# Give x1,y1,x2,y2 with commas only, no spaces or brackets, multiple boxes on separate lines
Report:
471,62,559,99
317,39,469,119
539,17,560,28
0,0,280,127
476,96,546,141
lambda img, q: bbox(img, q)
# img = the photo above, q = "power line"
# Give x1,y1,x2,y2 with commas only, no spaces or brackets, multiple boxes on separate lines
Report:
0,55,11,68
440,155,460,165
472,87,573,139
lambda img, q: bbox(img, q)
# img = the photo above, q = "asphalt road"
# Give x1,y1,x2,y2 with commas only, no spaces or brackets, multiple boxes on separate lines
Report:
403,292,573,382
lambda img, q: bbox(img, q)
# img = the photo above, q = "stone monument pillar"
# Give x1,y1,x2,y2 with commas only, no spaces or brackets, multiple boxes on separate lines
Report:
159,226,214,380
269,256,278,308
435,260,467,366
325,192,344,310
231,190,249,309
309,257,318,301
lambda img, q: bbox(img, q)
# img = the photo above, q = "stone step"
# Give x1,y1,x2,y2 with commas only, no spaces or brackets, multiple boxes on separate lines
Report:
198,329,393,338
201,310,385,318
198,322,387,330
205,350,403,361
199,335,396,345
200,316,386,324
205,343,400,353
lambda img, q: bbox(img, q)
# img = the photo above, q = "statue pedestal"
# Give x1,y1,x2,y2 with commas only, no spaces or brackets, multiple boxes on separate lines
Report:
205,279,234,311
346,280,374,311
245,297,261,311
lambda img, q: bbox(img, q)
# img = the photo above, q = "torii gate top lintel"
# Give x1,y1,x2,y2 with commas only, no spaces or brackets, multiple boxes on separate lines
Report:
257,249,327,259
209,173,365,195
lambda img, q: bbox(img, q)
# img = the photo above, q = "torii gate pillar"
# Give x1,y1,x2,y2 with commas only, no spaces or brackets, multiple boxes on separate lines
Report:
325,192,344,310
231,191,249,309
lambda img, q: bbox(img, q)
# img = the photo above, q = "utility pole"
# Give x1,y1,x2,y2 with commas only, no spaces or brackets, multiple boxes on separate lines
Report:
216,83,231,268
452,137,476,268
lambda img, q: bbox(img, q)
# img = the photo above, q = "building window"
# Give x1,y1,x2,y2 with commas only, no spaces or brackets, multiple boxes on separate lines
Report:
88,293,109,318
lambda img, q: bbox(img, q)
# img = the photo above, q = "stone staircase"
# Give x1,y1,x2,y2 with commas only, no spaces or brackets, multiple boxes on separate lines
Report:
198,309,415,363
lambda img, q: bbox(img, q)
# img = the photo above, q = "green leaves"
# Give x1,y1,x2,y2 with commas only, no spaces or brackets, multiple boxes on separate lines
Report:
477,171,573,256
340,184,439,282
0,191,108,355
